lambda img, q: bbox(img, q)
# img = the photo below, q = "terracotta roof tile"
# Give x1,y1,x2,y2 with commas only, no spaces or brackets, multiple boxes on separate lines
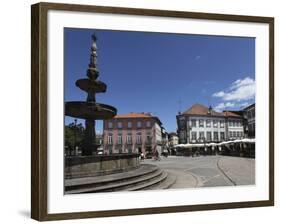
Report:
223,111,242,118
183,104,224,116
183,104,243,118
114,112,153,119
113,112,162,125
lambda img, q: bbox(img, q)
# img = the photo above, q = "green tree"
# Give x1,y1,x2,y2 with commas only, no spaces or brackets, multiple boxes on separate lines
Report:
64,122,85,151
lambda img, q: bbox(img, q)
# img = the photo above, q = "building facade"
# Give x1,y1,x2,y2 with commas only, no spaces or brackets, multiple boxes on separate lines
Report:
177,104,244,144
243,103,255,138
103,112,163,156
161,128,169,154
169,132,179,146
168,132,179,155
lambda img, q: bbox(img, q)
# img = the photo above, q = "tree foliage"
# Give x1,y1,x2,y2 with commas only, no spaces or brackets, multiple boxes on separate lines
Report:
64,122,85,150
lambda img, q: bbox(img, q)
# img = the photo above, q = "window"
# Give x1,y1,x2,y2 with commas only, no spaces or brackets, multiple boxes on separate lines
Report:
136,134,142,144
108,121,113,129
126,134,132,144
128,121,132,128
229,120,233,127
214,132,218,141
233,131,236,138
241,131,244,138
251,109,255,118
248,111,252,119
207,132,212,141
108,135,113,145
180,131,185,141
108,146,113,154
118,147,122,154
191,119,196,127
220,132,225,141
220,120,224,128
179,117,186,127
213,120,218,128
191,132,197,140
237,131,240,138
206,119,211,127
199,131,204,140
250,123,254,132
199,119,204,127
229,131,233,138
146,121,151,127
117,121,122,129
137,121,142,128
117,134,122,145
146,134,152,144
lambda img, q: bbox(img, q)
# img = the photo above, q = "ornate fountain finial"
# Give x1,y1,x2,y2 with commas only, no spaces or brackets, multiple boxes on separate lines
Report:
88,33,99,79
92,33,97,42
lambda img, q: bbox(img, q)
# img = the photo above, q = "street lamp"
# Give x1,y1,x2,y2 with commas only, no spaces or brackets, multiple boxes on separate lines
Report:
203,136,207,156
74,118,77,156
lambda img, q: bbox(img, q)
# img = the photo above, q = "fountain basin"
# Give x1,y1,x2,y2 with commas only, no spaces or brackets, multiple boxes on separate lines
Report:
65,153,140,179
76,79,106,93
65,101,117,120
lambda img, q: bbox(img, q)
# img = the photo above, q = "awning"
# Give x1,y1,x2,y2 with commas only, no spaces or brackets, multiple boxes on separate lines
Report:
175,138,255,148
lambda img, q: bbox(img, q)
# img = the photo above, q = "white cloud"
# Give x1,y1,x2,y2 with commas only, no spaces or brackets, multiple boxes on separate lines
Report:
214,101,251,112
214,102,235,111
230,77,255,90
212,77,255,102
213,91,225,97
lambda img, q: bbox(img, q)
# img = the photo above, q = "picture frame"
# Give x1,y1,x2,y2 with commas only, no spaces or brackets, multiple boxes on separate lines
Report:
31,2,274,221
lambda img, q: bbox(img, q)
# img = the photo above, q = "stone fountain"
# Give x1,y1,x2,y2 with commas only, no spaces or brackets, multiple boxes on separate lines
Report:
65,34,117,156
64,34,140,180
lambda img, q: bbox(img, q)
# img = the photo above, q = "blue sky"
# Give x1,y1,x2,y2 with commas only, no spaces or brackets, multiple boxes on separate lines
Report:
64,28,255,133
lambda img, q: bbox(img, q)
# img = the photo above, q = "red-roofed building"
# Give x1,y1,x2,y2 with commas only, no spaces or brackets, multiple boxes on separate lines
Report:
103,112,163,157
177,104,245,144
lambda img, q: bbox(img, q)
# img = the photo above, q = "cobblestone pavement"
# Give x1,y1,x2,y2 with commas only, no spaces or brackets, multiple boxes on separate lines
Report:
143,155,255,189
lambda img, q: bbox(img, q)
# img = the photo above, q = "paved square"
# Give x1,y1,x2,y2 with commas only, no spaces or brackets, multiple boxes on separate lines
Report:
143,155,255,188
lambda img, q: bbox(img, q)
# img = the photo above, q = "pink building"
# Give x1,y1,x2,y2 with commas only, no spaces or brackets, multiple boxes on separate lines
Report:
103,112,163,156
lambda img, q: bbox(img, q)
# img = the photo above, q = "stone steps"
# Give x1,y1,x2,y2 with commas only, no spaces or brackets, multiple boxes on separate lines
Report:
143,172,177,190
66,164,158,190
123,171,168,191
65,164,176,194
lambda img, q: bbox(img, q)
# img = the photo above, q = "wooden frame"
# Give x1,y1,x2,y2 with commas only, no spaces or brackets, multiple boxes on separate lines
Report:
31,2,274,221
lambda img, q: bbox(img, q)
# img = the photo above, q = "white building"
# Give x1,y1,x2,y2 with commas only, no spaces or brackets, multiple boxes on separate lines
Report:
169,132,179,146
243,103,255,138
177,104,244,144
155,122,163,153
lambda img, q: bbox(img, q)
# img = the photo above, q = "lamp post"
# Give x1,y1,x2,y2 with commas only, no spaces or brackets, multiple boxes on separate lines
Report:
74,118,77,156
203,136,207,156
